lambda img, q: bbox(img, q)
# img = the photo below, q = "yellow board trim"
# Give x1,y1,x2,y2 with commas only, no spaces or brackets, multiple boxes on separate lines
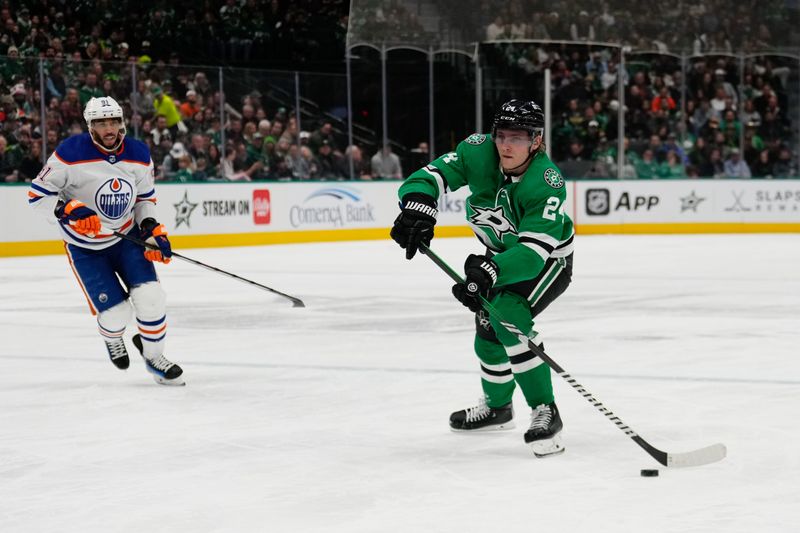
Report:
2,223,798,258
0,226,475,257
576,222,800,234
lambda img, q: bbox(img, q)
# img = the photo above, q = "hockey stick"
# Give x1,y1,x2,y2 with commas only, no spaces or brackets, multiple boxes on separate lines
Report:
112,230,305,308
419,244,726,468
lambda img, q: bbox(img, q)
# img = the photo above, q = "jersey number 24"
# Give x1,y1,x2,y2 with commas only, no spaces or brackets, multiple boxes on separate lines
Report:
543,196,565,221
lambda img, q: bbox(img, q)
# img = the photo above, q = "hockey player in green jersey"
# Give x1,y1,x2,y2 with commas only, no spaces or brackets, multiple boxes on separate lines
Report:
391,99,574,457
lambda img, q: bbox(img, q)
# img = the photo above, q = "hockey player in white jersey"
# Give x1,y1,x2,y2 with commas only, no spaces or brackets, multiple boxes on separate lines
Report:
28,96,184,385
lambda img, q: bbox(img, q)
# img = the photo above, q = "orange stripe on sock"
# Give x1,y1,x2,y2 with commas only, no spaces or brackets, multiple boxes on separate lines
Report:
64,242,97,316
138,323,167,335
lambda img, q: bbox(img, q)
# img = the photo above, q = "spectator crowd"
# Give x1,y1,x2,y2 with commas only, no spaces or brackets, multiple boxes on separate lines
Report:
470,0,800,179
0,0,412,183
1,0,798,182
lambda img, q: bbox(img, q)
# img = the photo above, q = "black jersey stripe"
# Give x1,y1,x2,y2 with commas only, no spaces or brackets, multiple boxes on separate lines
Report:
424,164,449,193
556,234,574,250
480,364,513,377
518,236,555,254
509,350,537,366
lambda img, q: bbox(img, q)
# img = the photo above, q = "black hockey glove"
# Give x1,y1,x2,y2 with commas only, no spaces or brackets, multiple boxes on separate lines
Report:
390,193,437,260
452,254,499,313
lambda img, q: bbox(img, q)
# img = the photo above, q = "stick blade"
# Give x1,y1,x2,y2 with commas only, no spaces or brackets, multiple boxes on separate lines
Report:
667,443,727,468
291,299,306,308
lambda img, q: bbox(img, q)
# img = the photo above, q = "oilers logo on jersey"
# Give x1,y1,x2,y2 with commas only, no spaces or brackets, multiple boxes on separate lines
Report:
95,178,133,219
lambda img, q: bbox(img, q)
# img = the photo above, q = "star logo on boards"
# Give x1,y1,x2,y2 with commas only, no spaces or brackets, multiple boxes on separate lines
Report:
680,190,706,212
174,190,198,229
469,205,517,240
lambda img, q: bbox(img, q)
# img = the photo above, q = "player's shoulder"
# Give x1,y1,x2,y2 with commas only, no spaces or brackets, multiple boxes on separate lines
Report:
53,133,99,163
457,132,493,153
120,138,151,165
521,152,566,196
454,132,497,168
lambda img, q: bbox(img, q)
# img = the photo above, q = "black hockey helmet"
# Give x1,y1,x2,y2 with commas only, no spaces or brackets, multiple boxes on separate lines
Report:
492,99,545,138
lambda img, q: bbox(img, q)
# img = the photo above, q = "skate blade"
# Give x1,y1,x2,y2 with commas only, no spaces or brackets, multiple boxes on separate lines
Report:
530,434,565,457
149,372,186,386
451,422,516,432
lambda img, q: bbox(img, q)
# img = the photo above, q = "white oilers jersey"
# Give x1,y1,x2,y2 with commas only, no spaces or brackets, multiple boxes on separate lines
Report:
28,133,158,249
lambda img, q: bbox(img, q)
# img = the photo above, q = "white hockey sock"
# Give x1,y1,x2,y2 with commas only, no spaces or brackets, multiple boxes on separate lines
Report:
97,300,133,342
130,282,167,359
136,315,167,358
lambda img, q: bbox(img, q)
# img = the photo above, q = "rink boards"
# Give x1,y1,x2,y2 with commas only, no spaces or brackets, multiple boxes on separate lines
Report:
2,179,799,257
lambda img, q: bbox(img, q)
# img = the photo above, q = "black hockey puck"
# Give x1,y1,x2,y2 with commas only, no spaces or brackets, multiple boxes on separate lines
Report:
640,469,659,477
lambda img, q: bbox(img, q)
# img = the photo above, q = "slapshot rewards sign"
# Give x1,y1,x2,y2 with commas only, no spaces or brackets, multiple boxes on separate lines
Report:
289,187,375,228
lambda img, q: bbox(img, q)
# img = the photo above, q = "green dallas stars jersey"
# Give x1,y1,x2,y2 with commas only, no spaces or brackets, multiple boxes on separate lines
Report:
398,133,574,287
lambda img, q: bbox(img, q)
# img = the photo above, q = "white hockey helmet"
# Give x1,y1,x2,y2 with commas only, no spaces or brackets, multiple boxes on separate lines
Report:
84,96,126,151
84,96,125,127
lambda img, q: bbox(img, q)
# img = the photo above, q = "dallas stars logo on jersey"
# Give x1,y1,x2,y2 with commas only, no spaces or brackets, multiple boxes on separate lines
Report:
469,204,517,240
543,168,564,189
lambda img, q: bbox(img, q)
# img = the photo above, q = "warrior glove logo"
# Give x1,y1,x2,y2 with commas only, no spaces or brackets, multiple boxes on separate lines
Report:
95,178,133,219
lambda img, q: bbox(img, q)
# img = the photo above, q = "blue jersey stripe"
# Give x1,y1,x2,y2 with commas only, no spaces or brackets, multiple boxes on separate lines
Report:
31,183,57,196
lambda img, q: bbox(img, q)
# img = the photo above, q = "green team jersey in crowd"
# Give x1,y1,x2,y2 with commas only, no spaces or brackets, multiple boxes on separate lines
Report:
398,133,574,287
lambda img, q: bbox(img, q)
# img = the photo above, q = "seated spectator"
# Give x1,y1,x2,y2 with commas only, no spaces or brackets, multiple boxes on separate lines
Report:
661,133,689,165
408,141,430,171
741,99,761,128
651,86,676,113
258,119,271,138
0,134,22,181
299,145,320,179
750,149,773,178
166,154,195,183
657,150,687,179
17,139,43,182
340,144,372,180
151,115,172,145
79,72,104,106
634,149,659,179
161,141,189,180
772,146,798,178
285,144,311,180
723,148,751,178
370,144,402,180
309,120,337,153
179,90,202,120
698,147,726,178
316,140,344,180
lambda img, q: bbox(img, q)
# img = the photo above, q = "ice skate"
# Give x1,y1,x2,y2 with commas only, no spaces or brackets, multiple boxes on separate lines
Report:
131,334,185,386
524,403,565,457
450,396,514,431
104,337,130,370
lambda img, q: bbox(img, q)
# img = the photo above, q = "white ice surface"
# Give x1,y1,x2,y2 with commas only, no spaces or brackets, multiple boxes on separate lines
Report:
1,234,799,532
